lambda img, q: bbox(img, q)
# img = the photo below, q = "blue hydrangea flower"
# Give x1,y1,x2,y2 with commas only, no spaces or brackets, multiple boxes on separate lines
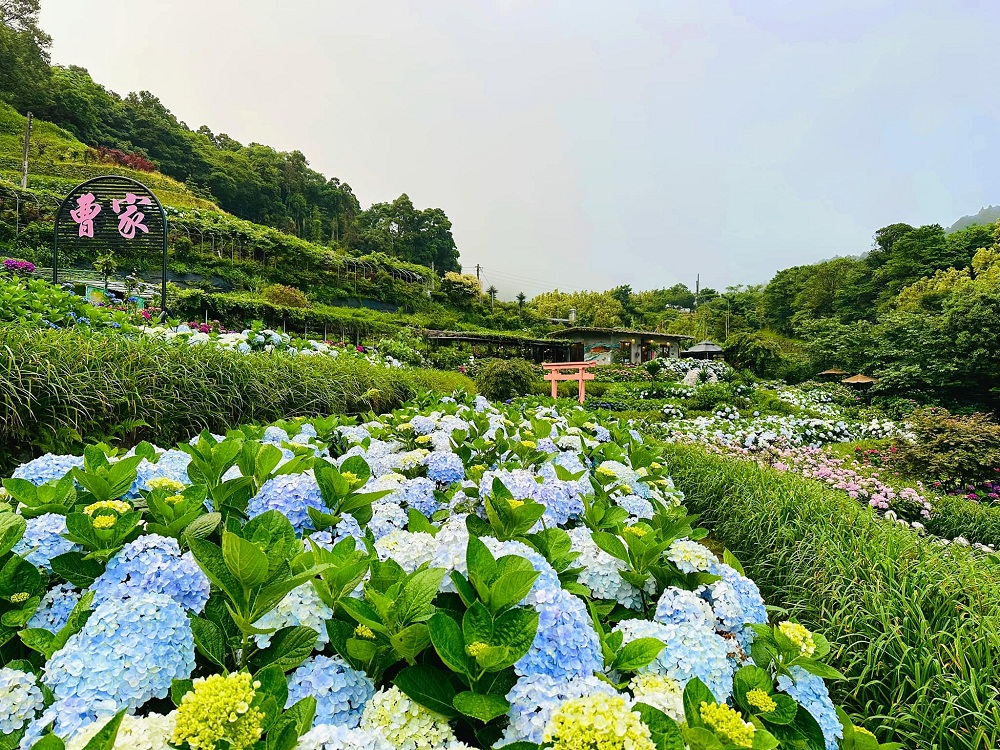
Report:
516,587,603,681
410,416,436,435
397,477,440,517
131,449,192,495
618,494,654,519
499,674,616,746
90,534,210,613
28,582,81,632
614,618,734,702
654,588,716,630
11,453,83,485
699,563,767,648
368,500,407,540
18,696,110,749
424,452,464,484
13,513,81,570
0,666,44,734
44,592,195,720
777,666,843,750
248,471,325,535
263,426,291,444
298,423,318,439
252,582,332,649
337,425,371,445
534,480,583,526
287,655,374,728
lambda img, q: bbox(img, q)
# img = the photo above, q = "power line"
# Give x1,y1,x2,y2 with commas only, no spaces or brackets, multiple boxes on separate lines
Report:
477,266,591,293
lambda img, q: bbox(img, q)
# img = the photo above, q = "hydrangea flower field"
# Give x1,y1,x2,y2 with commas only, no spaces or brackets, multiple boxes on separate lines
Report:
0,396,891,750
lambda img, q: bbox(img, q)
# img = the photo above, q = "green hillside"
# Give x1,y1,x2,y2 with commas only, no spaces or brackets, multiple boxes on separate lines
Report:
0,102,216,209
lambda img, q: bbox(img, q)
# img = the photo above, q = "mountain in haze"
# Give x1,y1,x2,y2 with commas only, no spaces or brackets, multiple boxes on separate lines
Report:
948,205,1000,234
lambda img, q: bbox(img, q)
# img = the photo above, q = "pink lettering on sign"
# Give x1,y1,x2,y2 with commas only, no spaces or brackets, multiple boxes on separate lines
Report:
111,193,152,239
69,193,102,237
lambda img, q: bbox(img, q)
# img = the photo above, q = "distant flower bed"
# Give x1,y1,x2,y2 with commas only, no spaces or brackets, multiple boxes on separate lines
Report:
142,323,406,367
655,413,905,450
0,397,886,749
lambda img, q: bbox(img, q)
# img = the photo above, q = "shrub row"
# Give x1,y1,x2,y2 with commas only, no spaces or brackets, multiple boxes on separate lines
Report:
0,326,474,474
661,443,1000,750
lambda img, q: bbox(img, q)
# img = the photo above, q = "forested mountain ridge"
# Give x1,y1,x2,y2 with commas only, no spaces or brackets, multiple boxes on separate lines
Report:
948,205,1000,234
0,0,460,274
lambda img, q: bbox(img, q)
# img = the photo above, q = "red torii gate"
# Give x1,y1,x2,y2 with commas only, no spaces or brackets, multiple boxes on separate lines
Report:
542,361,596,404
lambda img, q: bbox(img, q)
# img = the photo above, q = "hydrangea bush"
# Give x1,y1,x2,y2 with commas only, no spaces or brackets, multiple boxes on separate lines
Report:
0,396,892,750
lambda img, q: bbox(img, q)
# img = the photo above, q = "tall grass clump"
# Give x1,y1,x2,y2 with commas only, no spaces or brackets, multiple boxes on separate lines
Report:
0,326,474,473
924,495,1000,549
662,443,1000,750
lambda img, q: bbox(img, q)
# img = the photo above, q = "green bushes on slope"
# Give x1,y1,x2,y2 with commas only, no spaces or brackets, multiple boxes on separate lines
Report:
0,326,474,474
662,443,1000,750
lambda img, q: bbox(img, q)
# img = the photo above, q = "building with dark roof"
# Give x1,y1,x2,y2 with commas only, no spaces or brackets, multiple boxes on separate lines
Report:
546,327,694,365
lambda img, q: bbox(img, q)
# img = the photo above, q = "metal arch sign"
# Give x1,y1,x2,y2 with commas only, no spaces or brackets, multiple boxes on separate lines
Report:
52,175,168,314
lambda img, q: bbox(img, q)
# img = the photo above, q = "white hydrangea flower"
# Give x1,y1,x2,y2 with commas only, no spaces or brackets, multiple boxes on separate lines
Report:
359,687,456,750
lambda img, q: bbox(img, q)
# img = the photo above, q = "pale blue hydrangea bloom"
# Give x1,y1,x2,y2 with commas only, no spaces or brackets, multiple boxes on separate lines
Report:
336,425,371,445
654,588,717,630
499,674,616,746
699,564,768,649
368,500,407,540
28,582,81,632
296,723,393,750
44,593,195,719
777,666,843,750
424,451,464,484
0,667,44,734
533,480,583,526
597,460,647,497
14,513,80,570
516,587,603,681
410,416,436,435
618,494,654,519
262,426,291,444
90,534,210,613
473,395,491,412
568,527,644,610
247,471,325,535
287,654,374,728
252,582,332,649
536,438,559,453
131,449,192,495
11,453,83,485
397,477,440,517
18,696,111,750
614,618,734,702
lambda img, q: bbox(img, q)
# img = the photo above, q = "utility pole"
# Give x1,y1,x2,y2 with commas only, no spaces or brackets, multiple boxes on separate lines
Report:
475,264,481,282
20,112,33,189
694,274,700,309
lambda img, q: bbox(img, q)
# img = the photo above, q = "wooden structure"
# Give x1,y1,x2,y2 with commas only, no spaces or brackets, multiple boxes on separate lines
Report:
547,327,692,365
425,330,575,364
542,361,596,403
817,368,848,379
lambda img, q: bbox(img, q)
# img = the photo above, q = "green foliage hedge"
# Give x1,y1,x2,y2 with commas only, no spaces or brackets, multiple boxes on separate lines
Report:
473,358,537,401
892,407,1000,488
0,326,474,474
662,443,1000,750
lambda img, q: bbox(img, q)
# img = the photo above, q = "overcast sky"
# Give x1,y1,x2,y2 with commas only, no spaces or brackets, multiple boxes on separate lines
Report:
39,0,1000,298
